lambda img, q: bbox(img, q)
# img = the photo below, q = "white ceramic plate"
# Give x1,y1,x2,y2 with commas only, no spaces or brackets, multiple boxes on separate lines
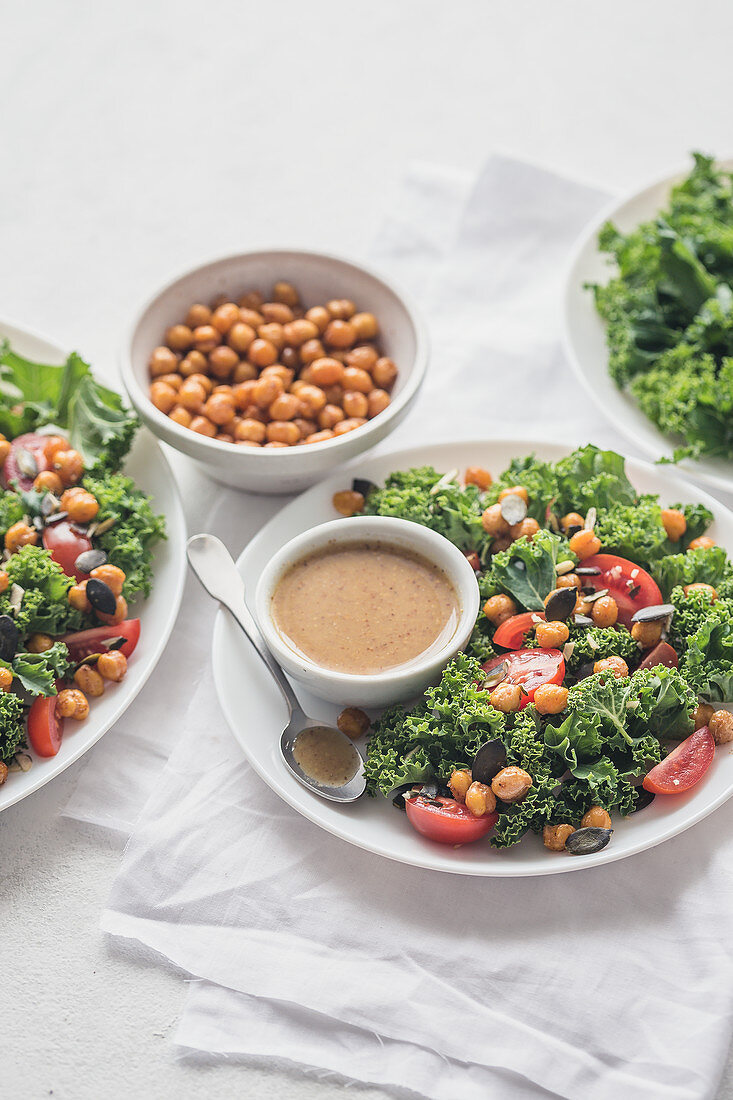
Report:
0,320,187,812
213,438,733,877
563,158,733,495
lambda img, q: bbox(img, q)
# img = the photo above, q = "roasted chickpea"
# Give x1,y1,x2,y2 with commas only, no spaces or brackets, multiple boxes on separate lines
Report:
465,781,497,818
568,529,602,560
448,768,472,803
688,536,716,551
591,595,618,628
253,375,285,409
490,535,513,554
326,298,355,320
332,490,365,517
238,307,264,328
34,470,64,494
261,302,294,325
239,290,264,311
5,521,38,553
0,438,10,464
560,512,584,534
236,440,262,449
694,701,715,730
65,490,99,523
684,582,717,600
323,383,344,405
346,345,379,372
165,324,193,351
304,430,335,444
489,682,523,713
207,345,239,380
491,766,532,802
53,449,84,486
0,668,12,692
279,346,300,371
298,339,325,366
319,404,345,430
294,418,317,440
227,322,257,355
593,656,629,679
264,441,289,448
268,393,301,421
543,823,575,851
262,364,295,387
190,416,217,438
283,319,319,347
68,582,91,613
186,303,212,329
257,322,286,351
350,312,379,341
372,357,398,389
660,508,687,542
204,393,236,426
342,391,369,419
169,406,193,429
481,504,510,537
90,564,126,596
149,346,179,377
246,338,277,368
709,710,733,744
631,620,663,648
150,381,178,414
266,421,300,446
535,620,570,648
305,306,330,333
556,572,580,589
498,486,529,504
27,633,53,653
298,384,328,416
179,349,208,378
0,571,8,594
310,358,345,387
157,373,182,391
534,683,569,715
483,593,517,625
97,650,128,682
465,466,492,491
178,379,207,412
342,366,373,394
232,380,257,411
510,518,540,541
209,302,240,335
272,281,299,307
581,806,612,829
366,389,390,418
336,706,370,739
56,688,89,720
74,664,105,697
192,325,220,353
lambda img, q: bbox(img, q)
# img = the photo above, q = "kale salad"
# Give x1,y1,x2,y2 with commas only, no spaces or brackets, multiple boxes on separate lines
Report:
341,446,733,856
0,341,165,782
591,153,733,463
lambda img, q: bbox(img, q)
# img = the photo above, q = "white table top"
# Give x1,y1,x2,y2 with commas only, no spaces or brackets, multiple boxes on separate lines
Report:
3,1,733,1096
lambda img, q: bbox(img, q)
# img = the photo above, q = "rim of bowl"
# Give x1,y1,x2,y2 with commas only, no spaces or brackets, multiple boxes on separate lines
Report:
254,515,481,687
120,248,430,460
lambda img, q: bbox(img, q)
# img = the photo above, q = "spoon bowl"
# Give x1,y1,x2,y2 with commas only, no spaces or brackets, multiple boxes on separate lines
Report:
186,532,366,804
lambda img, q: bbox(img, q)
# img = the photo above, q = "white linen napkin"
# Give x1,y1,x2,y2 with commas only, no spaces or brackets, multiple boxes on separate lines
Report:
64,155,733,1099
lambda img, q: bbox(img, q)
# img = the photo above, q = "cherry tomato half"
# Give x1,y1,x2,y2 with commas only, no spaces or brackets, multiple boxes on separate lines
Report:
43,520,93,582
27,696,64,757
62,620,140,662
482,648,565,708
579,554,663,629
405,795,497,844
493,611,546,650
3,432,50,491
642,726,715,795
639,641,679,671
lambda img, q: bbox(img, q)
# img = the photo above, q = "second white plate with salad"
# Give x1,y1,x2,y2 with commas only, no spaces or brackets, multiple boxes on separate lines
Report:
213,438,733,877
0,320,187,813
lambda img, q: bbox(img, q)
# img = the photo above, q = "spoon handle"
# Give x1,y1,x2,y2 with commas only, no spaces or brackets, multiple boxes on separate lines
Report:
186,533,300,719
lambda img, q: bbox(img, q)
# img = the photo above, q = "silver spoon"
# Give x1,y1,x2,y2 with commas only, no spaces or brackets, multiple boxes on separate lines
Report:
186,533,366,803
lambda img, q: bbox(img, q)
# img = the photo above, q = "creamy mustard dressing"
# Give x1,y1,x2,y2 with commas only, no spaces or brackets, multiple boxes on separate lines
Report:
271,541,459,674
292,726,360,787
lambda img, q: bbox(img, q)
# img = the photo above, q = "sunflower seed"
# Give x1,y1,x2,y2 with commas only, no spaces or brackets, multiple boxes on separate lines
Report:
429,470,459,496
15,448,38,479
576,565,601,576
574,614,593,626
7,751,32,774
40,493,59,518
91,516,116,536
563,641,576,661
8,584,23,615
555,559,575,576
44,511,68,526
584,507,597,531
500,493,527,526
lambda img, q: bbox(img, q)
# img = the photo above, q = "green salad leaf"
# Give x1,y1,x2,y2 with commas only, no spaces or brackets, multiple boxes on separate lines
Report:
81,473,166,599
5,642,71,697
481,530,575,611
0,693,25,762
0,546,81,637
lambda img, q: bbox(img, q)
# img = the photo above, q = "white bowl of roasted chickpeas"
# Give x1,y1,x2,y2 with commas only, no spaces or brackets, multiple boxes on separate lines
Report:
122,250,428,493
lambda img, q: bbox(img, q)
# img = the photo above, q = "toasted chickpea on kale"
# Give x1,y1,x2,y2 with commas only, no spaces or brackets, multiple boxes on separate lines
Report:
349,445,733,853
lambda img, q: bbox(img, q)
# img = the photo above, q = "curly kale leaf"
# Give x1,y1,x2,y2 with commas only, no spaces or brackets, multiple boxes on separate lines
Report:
481,530,575,611
553,445,637,515
5,642,70,697
82,473,166,600
363,466,488,555
0,491,25,543
593,496,668,566
652,545,733,599
483,454,558,523
564,624,639,676
680,602,733,703
491,709,557,848
0,692,25,761
0,546,81,637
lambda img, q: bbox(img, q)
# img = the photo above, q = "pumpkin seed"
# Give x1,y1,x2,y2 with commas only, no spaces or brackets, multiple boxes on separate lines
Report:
86,578,116,616
544,587,577,622
574,614,594,627
565,826,612,855
75,548,107,575
0,615,19,661
472,739,507,785
480,660,508,690
500,493,527,526
631,603,675,624
44,511,68,526
352,477,376,498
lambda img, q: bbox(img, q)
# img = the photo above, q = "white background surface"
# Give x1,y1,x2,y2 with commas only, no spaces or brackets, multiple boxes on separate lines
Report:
3,1,733,1097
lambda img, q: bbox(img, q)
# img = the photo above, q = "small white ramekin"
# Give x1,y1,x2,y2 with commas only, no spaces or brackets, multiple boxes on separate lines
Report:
254,516,480,707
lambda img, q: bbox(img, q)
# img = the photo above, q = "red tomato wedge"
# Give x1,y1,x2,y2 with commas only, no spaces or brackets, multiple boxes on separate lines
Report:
481,648,565,708
578,554,663,629
405,795,497,844
62,620,140,662
493,611,546,650
642,726,715,795
43,520,93,582
27,696,64,757
3,432,50,491
639,641,679,671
